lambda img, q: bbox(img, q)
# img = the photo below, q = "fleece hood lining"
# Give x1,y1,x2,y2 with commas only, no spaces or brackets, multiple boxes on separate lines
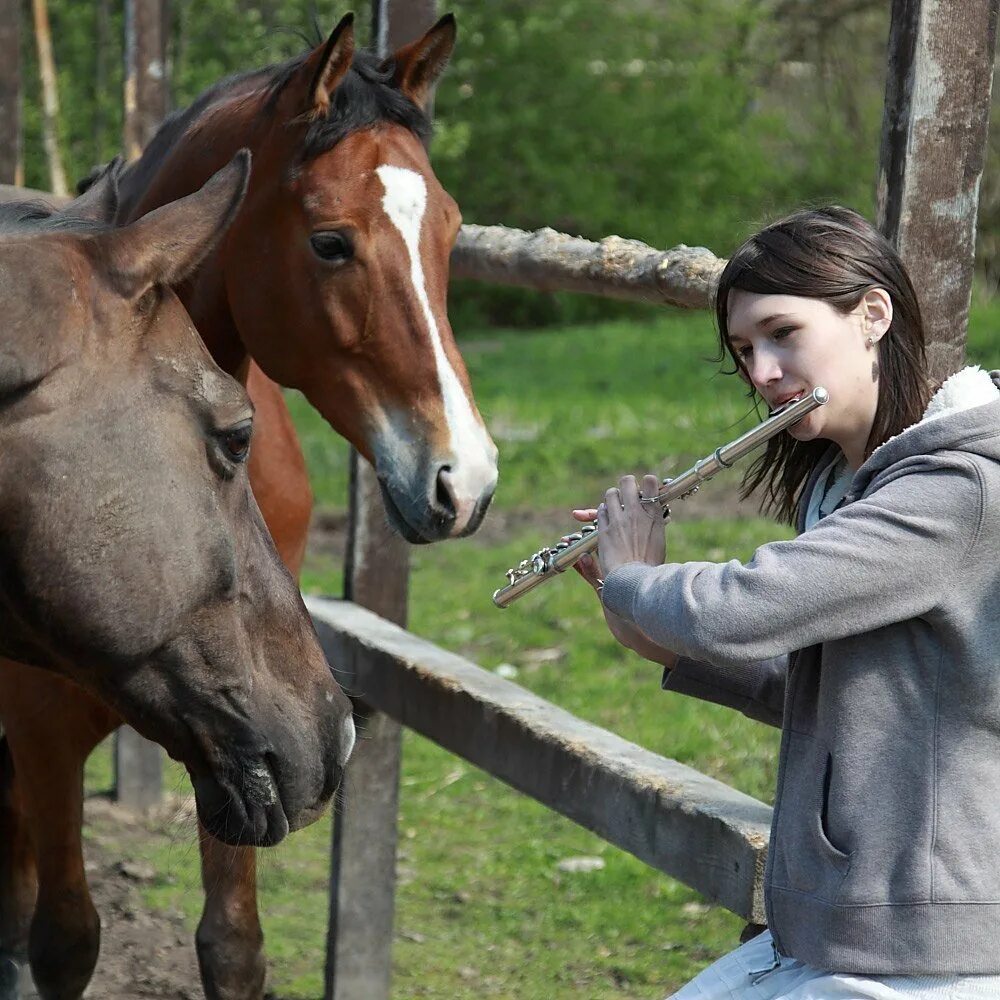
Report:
866,365,1000,465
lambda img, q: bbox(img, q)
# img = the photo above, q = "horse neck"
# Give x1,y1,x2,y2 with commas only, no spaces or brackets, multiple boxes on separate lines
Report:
117,85,270,379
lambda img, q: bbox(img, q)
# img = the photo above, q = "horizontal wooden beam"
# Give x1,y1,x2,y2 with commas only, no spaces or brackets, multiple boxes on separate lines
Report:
307,596,771,922
451,224,725,310
0,186,723,312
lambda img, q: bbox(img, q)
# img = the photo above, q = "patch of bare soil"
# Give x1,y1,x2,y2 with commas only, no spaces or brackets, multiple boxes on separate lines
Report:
14,797,291,999
75,796,203,1000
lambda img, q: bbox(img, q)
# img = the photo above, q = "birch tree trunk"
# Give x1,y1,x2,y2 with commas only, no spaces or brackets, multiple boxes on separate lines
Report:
31,0,67,196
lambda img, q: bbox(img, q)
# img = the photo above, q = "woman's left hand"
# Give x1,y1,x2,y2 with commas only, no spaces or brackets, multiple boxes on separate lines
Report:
597,474,667,579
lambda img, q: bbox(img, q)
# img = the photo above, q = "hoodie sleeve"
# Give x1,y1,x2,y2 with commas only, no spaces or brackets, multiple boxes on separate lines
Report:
662,654,787,728
602,460,984,669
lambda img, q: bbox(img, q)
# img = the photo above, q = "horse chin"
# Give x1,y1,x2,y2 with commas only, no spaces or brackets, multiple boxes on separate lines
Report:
191,767,291,848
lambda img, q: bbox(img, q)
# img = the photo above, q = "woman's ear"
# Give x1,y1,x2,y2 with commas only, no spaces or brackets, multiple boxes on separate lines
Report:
862,288,893,343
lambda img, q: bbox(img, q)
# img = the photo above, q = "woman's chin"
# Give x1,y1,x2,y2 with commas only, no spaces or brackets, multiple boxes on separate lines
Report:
787,414,821,442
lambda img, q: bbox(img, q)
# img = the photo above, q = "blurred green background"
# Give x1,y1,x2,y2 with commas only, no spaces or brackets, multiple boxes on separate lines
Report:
16,0,1000,324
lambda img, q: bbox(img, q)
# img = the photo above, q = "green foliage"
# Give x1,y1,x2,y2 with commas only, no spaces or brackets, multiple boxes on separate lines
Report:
16,0,917,328
430,0,891,328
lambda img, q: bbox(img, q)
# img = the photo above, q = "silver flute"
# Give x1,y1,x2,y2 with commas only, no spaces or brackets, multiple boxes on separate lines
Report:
493,387,829,609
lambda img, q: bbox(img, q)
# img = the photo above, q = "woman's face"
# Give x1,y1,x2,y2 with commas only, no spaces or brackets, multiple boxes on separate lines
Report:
726,289,891,468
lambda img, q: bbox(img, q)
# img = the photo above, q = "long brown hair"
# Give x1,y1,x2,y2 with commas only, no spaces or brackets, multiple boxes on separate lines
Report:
715,206,931,524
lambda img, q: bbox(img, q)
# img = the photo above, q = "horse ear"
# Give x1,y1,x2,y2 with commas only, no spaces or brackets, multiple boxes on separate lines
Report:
383,13,456,111
299,12,355,121
61,157,122,223
98,150,251,295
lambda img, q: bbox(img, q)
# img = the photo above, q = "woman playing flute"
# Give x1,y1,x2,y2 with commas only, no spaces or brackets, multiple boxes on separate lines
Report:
571,206,1000,999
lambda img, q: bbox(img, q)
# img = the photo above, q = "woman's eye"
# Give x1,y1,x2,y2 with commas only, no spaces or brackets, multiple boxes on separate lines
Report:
773,326,795,340
310,231,353,263
218,421,252,464
736,344,752,360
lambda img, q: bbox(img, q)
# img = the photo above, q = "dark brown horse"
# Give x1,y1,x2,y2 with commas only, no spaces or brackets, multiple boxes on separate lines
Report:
0,156,355,999
0,13,495,1000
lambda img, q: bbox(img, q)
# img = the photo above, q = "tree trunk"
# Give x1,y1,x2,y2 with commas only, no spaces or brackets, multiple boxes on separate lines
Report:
123,0,168,160
0,0,21,185
31,0,67,196
93,0,111,162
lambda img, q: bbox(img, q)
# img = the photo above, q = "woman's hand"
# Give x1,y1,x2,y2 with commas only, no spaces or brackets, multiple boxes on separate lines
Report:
596,474,667,579
567,477,677,668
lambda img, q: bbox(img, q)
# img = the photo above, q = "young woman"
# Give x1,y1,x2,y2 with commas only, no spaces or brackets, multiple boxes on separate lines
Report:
572,206,1000,997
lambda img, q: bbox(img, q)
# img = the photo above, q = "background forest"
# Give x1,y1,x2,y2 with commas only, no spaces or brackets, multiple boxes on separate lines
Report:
14,0,1000,329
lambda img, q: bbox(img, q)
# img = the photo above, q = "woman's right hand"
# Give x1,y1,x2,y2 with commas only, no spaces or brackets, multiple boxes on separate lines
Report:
566,508,677,668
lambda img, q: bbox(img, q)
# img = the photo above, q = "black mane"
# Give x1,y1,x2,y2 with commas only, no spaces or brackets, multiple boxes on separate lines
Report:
267,49,432,159
107,46,432,217
124,47,430,181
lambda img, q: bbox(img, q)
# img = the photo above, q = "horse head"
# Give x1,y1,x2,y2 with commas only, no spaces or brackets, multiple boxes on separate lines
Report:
218,14,498,543
0,157,354,846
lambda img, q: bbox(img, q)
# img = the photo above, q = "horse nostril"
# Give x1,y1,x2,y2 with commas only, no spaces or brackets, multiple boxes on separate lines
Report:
434,465,458,524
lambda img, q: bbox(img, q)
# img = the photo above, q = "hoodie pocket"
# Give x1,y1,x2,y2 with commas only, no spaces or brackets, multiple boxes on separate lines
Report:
771,731,852,900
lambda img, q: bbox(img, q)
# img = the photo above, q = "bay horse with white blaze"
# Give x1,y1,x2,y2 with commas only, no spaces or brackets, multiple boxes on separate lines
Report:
0,12,496,1000
0,156,354,998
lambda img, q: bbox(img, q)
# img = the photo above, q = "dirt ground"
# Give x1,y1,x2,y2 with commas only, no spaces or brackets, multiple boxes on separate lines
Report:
58,797,207,1000
16,795,283,1000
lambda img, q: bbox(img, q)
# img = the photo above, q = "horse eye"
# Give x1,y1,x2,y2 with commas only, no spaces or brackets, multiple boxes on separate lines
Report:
310,230,353,263
218,421,252,463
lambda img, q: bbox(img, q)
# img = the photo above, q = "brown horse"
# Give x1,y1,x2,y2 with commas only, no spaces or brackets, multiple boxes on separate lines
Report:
0,156,355,999
0,12,496,1000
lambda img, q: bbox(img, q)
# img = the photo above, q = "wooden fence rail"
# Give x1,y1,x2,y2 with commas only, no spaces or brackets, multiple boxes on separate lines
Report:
308,597,772,924
452,224,725,309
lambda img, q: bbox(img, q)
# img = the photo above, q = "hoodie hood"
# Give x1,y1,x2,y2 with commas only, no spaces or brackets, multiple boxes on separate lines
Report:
851,365,1000,496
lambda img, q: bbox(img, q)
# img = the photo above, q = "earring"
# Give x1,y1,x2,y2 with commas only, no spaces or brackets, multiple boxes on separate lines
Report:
866,336,874,348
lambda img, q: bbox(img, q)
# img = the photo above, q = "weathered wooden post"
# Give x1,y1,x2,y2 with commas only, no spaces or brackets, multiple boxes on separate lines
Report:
324,5,438,997
114,0,170,812
876,0,999,381
0,0,21,186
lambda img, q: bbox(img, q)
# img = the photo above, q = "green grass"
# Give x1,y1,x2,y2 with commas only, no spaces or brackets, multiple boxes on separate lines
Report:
85,298,1000,998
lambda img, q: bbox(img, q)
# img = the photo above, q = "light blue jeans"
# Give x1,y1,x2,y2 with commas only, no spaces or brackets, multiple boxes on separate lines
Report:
669,931,1000,1000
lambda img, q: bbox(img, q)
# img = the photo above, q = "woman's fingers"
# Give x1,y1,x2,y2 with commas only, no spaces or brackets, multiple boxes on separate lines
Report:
571,553,603,592
571,508,599,522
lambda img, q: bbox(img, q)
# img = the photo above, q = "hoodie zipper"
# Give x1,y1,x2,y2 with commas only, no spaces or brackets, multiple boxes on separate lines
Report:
748,940,782,984
763,650,801,958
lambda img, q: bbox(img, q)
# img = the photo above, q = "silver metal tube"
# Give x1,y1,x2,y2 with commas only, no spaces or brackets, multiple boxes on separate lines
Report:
493,387,828,608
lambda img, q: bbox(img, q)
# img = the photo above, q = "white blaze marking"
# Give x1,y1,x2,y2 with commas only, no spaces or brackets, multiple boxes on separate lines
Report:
375,165,496,510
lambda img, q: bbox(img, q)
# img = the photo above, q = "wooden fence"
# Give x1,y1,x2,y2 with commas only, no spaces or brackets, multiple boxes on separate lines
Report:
0,1,996,998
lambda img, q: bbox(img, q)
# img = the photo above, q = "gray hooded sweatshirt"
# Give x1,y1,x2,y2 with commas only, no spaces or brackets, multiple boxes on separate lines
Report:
601,366,1000,975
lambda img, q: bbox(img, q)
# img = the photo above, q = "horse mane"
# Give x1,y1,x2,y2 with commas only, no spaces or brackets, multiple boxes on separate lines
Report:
100,47,430,186
102,47,432,218
0,201,109,236
265,49,433,159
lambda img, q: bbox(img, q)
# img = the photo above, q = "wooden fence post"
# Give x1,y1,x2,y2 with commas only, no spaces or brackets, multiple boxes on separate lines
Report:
324,5,438,994
0,0,21,186
325,452,410,1000
114,0,170,812
876,0,999,382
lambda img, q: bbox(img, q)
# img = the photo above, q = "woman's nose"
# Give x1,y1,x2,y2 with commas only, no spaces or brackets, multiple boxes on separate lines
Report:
749,350,782,389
